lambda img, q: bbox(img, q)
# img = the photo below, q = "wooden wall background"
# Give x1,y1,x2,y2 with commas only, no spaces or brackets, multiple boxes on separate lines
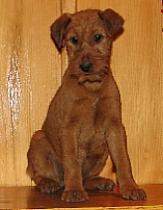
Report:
0,0,162,186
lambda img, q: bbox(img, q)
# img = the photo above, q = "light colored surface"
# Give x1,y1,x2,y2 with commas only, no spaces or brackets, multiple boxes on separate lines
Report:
0,0,162,186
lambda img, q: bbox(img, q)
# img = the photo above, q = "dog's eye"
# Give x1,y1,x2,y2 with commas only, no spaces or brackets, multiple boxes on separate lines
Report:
94,34,104,43
70,36,79,45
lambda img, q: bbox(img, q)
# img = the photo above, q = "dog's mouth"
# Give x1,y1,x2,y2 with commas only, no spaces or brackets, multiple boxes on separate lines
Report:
70,68,108,85
78,74,103,84
79,68,108,84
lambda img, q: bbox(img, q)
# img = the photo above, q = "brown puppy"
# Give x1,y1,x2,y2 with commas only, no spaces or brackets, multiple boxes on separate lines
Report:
27,9,146,202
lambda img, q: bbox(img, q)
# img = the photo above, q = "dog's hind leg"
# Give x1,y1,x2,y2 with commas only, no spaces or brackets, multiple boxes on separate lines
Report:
27,130,64,194
83,144,115,192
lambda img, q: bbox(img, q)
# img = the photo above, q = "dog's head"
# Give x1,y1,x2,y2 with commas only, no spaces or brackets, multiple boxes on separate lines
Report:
51,9,124,90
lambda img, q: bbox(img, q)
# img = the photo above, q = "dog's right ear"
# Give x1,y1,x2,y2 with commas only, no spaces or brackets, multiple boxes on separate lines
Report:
51,14,71,53
98,9,124,39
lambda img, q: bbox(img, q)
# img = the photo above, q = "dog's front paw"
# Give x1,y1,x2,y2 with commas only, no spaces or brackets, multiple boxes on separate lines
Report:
61,190,88,202
121,186,146,201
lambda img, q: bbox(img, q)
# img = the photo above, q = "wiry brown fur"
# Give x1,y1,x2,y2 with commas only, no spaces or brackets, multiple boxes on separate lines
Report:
27,9,146,202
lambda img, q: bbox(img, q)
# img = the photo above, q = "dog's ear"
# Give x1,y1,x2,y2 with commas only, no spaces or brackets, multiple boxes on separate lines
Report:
99,9,124,39
51,14,71,53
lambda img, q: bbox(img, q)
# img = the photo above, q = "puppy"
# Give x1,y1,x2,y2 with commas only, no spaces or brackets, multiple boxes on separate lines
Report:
27,9,146,202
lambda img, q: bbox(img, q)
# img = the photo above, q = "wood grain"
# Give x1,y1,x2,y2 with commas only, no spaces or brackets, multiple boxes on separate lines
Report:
0,0,162,186
61,0,76,76
0,0,62,186
0,0,31,186
0,185,163,209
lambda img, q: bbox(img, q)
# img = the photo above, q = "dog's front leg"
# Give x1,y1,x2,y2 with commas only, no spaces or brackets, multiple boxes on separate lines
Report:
107,120,146,200
61,126,88,202
102,97,146,200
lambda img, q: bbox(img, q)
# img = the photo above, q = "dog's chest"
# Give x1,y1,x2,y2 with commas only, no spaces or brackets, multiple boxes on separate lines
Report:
76,97,104,127
77,97,106,150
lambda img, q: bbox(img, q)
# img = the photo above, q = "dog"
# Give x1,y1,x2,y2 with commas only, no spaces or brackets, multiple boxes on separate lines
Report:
27,9,146,202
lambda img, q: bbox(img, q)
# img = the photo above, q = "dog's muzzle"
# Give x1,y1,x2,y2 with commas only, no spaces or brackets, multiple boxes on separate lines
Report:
80,62,92,73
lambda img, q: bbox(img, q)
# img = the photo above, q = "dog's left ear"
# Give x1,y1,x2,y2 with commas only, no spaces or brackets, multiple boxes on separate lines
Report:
51,13,71,53
99,9,124,39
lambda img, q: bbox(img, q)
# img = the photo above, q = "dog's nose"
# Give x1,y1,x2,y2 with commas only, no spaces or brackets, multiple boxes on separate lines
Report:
80,62,92,72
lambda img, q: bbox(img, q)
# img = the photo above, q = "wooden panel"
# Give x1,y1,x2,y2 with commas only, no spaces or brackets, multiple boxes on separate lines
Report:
0,0,31,186
0,0,162,186
0,0,62,186
0,185,163,209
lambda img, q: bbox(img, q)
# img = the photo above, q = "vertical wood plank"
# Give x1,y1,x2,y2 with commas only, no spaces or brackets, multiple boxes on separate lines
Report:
24,0,62,132
0,0,31,185
0,0,62,186
77,0,101,10
61,0,76,76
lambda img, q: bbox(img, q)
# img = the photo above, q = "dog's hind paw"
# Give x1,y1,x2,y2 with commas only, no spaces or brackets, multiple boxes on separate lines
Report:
37,178,61,194
84,177,115,191
61,190,88,202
